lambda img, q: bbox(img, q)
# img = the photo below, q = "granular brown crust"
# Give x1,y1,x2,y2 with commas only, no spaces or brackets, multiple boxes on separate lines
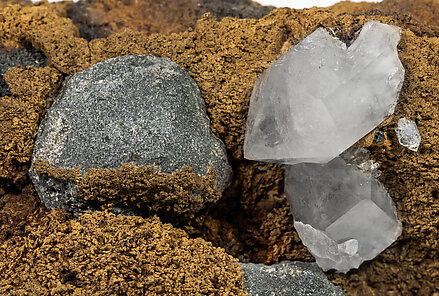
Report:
0,2,438,295
379,0,439,27
0,0,30,9
32,159,221,218
65,0,273,41
66,0,202,40
0,210,246,295
0,5,90,72
185,161,314,264
0,183,43,243
0,65,62,182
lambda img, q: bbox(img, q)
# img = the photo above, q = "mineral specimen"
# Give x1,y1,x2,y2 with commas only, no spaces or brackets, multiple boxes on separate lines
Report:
244,20,404,164
29,54,232,215
395,117,421,151
285,149,402,272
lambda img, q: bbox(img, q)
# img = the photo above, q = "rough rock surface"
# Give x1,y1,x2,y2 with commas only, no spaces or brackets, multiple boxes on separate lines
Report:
30,54,232,216
0,210,246,295
0,183,43,243
244,20,404,164
0,47,47,96
379,0,439,27
241,261,345,296
1,1,438,295
66,0,273,40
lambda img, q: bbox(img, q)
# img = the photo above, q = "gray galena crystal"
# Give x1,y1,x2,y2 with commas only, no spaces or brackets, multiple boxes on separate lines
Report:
285,148,402,273
395,117,421,151
241,261,346,296
30,54,232,214
244,20,404,164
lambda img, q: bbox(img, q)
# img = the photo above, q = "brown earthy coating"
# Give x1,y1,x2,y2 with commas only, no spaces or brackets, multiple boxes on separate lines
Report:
329,1,376,15
65,0,273,40
0,0,30,9
0,5,90,72
0,66,62,183
379,0,439,27
33,159,221,218
0,1,438,295
0,210,246,295
0,183,43,243
66,0,202,40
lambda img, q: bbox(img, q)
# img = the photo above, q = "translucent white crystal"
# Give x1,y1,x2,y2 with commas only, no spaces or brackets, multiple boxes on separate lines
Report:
395,118,421,151
285,154,402,272
244,21,404,164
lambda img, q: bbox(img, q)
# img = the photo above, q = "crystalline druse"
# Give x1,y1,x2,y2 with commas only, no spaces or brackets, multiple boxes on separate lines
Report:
285,149,402,272
244,20,404,164
395,118,421,151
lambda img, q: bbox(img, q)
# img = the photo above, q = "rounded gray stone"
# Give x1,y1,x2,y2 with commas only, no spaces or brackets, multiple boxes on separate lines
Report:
29,54,232,214
240,261,346,296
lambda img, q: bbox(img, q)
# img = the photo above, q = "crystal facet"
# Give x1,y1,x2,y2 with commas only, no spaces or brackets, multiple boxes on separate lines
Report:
395,118,421,151
244,20,404,164
285,150,402,272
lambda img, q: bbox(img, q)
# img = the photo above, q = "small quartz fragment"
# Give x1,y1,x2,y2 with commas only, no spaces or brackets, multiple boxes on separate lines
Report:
395,117,421,151
244,20,404,164
285,149,402,272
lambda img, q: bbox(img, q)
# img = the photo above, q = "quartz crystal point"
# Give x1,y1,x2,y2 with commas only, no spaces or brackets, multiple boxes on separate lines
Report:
395,118,421,151
285,147,402,272
244,21,404,164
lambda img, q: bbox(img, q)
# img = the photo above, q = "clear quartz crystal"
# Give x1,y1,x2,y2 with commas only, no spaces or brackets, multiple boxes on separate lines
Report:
395,118,421,151
244,20,405,273
244,20,404,164
285,151,402,273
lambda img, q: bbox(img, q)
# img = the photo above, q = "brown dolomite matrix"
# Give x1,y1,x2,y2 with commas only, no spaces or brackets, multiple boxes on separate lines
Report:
0,211,246,295
29,54,232,217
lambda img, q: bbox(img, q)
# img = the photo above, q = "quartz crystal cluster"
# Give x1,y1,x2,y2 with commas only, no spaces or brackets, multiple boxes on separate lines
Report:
244,21,404,272
244,20,404,164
